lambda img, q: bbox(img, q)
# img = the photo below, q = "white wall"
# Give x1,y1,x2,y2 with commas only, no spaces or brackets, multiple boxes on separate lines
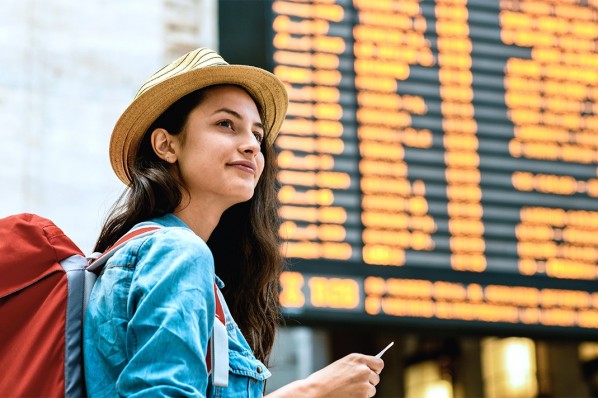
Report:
0,0,218,252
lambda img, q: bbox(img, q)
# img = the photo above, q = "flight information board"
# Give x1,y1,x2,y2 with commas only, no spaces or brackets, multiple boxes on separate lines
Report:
266,0,598,336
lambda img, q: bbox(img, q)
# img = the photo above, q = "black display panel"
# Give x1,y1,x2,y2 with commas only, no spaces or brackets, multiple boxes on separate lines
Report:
222,0,598,337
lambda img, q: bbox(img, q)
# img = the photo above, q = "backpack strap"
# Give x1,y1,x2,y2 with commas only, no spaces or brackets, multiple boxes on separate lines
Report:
85,224,229,387
207,284,229,387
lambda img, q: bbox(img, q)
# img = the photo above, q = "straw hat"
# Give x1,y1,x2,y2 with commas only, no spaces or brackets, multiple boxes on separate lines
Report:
109,47,288,185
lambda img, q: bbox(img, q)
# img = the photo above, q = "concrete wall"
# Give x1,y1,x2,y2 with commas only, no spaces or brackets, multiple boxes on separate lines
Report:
0,0,217,252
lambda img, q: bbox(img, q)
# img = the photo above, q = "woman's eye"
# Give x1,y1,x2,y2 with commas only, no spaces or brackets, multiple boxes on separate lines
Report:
218,120,233,129
254,132,264,143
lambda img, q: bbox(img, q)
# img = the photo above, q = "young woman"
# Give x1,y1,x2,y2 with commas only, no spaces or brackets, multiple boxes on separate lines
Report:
84,48,384,397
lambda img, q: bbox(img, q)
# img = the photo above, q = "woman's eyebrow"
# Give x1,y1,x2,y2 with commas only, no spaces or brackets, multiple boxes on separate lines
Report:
214,108,264,130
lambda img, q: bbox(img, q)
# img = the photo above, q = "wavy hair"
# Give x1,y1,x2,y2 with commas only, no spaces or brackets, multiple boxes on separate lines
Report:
95,85,283,363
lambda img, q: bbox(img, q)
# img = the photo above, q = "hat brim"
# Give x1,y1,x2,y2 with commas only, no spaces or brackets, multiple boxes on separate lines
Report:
110,65,288,185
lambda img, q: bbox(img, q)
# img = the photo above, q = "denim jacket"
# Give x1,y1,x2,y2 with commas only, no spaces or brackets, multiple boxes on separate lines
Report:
83,214,271,397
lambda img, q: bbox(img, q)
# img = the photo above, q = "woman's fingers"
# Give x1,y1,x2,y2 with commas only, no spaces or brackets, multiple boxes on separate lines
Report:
369,369,381,386
367,384,377,398
294,353,386,398
364,355,385,374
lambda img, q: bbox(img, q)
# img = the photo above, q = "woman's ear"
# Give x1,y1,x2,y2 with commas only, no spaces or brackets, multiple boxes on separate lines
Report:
150,128,178,163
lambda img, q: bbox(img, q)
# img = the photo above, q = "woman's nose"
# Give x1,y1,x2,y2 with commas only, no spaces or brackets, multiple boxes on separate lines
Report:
239,133,261,156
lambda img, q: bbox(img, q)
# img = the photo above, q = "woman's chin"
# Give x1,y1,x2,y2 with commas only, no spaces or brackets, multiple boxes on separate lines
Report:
228,189,256,206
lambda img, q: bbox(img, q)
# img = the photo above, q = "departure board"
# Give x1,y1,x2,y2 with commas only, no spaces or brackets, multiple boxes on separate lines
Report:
265,0,598,336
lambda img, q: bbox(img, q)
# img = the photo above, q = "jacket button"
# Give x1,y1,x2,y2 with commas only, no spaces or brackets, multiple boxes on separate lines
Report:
257,366,263,373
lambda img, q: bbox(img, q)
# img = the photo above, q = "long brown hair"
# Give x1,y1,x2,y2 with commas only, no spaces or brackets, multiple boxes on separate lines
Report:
95,85,283,363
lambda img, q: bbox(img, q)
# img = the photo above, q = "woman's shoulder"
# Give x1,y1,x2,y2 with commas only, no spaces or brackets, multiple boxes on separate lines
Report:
136,214,211,255
109,214,214,272
137,226,212,262
101,213,215,284
126,219,216,289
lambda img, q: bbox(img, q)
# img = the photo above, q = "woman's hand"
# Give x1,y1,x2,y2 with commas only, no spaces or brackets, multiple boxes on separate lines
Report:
303,353,384,397
266,353,384,398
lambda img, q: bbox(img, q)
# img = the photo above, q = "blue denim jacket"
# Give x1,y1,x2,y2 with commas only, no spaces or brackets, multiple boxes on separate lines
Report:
83,214,271,397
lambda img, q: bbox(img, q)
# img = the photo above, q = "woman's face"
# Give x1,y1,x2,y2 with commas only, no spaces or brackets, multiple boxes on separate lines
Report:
171,85,265,209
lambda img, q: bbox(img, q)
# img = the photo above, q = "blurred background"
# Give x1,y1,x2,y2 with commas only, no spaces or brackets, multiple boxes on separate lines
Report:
1,0,597,396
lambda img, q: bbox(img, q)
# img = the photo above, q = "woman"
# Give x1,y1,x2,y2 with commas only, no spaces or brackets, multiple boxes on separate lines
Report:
84,48,384,397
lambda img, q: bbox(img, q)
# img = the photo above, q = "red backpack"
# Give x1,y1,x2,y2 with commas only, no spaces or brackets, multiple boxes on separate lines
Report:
0,213,228,397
